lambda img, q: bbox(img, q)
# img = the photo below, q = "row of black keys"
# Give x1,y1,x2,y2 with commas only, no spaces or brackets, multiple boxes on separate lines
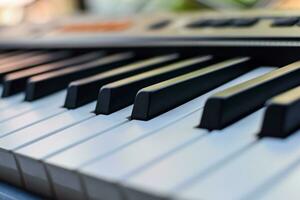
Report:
0,50,300,139
186,16,300,28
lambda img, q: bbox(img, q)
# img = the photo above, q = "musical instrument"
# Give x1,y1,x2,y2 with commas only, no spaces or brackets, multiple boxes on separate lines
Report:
0,9,300,200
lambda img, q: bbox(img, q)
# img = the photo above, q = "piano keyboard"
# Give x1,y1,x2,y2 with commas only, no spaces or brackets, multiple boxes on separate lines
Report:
0,9,300,200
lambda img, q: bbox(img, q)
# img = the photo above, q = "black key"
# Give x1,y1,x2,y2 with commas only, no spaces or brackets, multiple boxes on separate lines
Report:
0,51,71,81
272,17,299,27
2,52,102,97
187,19,233,28
0,51,43,66
95,55,214,114
148,19,171,30
258,86,300,138
64,54,179,109
186,19,213,28
209,19,234,27
132,57,253,120
232,18,259,27
199,61,300,130
25,52,135,101
0,51,24,60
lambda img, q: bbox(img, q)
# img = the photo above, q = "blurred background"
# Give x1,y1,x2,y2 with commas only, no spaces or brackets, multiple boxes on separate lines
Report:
0,0,299,26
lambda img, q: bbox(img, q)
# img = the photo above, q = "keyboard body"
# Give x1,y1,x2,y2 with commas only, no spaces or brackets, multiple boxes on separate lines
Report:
0,9,299,200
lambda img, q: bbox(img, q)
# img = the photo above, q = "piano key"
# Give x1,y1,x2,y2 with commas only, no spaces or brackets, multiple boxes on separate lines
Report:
123,108,265,200
0,51,24,60
258,86,300,138
0,51,71,80
131,57,253,120
272,17,299,27
177,130,300,200
80,111,203,200
232,18,259,27
254,160,300,200
0,51,43,65
95,55,213,115
14,106,132,197
0,102,97,191
0,90,65,123
0,93,24,110
64,54,179,109
0,105,66,138
199,60,300,130
148,19,171,30
209,19,234,27
42,67,273,200
186,19,218,28
25,52,135,101
2,52,103,97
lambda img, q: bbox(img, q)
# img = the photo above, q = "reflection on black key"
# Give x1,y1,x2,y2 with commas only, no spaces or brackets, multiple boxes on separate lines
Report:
95,55,213,114
132,57,253,120
272,17,299,27
2,52,102,97
0,51,71,81
25,52,134,101
200,61,300,130
259,86,300,138
64,54,179,109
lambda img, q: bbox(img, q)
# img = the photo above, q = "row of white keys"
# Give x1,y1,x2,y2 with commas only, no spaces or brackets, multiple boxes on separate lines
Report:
255,154,300,200
0,93,24,110
122,107,265,200
0,102,97,194
0,104,66,138
15,105,132,197
0,85,26,110
41,67,274,200
177,124,300,200
0,91,67,187
0,90,66,122
80,110,203,200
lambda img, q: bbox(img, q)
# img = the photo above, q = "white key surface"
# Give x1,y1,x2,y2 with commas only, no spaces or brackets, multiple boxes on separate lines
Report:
124,109,265,198
0,93,23,109
16,105,132,160
79,111,203,200
0,90,66,122
2,102,96,151
0,106,65,138
178,130,300,200
255,161,300,200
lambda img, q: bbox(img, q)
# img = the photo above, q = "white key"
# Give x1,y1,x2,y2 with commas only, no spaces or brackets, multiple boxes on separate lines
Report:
123,108,265,200
44,67,274,200
0,90,66,122
15,105,131,197
255,162,300,200
0,91,66,187
0,93,24,109
0,106,66,138
0,102,95,194
80,111,203,200
177,130,300,200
